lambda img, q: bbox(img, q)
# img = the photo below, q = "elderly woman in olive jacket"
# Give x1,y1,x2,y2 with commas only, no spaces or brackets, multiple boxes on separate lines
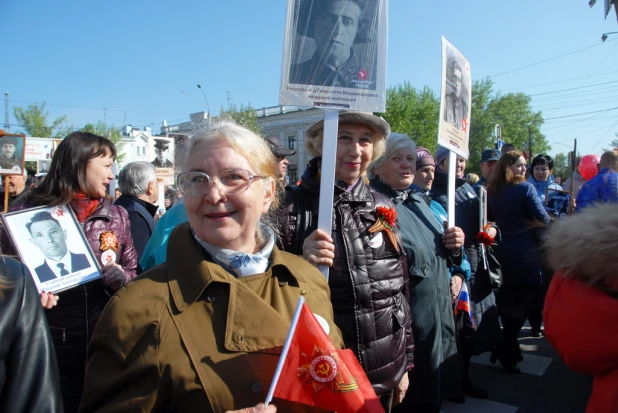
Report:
277,112,414,407
80,121,343,412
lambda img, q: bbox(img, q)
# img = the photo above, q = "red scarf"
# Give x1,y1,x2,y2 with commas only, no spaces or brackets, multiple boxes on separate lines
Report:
71,192,100,223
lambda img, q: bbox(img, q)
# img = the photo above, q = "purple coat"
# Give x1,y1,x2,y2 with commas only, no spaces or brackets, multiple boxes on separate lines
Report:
7,198,138,412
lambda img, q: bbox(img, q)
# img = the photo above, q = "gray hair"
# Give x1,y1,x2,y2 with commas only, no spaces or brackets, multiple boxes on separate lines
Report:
367,133,417,179
118,161,157,197
178,120,279,248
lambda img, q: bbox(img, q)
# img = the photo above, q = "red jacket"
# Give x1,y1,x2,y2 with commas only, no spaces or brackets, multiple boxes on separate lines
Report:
544,273,618,413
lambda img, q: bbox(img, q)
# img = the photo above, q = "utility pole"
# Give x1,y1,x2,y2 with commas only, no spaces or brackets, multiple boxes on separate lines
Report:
528,127,533,161
4,92,9,132
227,91,232,109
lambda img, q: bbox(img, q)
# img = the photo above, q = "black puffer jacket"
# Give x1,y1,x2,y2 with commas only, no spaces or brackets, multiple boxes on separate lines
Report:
277,158,414,395
0,257,63,412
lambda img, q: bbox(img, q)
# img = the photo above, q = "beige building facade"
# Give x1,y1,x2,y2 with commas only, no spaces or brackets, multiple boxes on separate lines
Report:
256,106,324,184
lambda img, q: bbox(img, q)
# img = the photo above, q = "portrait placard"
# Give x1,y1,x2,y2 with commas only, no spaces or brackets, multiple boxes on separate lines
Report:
37,159,51,174
279,0,387,112
545,188,573,217
438,37,472,160
0,133,26,175
148,137,175,185
1,205,101,293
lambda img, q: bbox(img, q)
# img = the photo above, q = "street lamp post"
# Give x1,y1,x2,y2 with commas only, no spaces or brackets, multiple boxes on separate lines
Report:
180,89,211,124
196,85,211,119
601,31,618,41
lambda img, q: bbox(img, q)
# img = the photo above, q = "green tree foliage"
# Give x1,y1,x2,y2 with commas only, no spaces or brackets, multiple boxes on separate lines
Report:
552,153,569,180
81,121,125,163
13,102,67,138
380,82,440,152
216,104,260,134
468,78,549,172
379,79,549,174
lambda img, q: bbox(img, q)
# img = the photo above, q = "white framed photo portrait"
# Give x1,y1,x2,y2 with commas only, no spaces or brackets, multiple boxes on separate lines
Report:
280,0,388,112
1,205,101,293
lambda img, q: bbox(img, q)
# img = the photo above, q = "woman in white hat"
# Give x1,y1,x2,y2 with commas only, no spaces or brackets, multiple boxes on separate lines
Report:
277,111,413,409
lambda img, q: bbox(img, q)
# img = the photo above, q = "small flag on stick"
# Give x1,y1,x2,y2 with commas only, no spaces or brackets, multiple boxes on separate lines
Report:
265,296,384,413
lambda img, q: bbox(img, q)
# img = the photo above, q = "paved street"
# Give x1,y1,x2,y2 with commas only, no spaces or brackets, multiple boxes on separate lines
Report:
441,325,593,413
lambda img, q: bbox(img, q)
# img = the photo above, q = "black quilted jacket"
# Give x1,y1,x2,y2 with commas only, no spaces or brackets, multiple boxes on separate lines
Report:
277,157,414,395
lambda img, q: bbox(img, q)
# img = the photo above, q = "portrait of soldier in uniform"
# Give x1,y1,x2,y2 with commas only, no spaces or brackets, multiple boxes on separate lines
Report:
289,0,379,90
0,136,22,171
151,139,174,168
443,59,469,131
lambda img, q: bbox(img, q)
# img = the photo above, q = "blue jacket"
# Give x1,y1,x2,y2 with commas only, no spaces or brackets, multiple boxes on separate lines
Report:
139,203,188,271
488,182,550,285
575,168,618,212
527,175,561,204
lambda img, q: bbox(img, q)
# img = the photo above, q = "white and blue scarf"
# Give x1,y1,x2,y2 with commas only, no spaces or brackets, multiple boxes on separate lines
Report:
194,225,275,278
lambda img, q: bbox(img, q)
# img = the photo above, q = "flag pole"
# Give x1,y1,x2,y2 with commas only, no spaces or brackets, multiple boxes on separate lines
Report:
264,295,306,407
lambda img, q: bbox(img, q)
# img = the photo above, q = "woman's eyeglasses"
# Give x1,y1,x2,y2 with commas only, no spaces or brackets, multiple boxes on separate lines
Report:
177,169,264,197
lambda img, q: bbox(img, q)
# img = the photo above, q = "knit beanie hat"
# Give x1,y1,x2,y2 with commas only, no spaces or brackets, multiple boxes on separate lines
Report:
435,146,450,167
415,147,435,170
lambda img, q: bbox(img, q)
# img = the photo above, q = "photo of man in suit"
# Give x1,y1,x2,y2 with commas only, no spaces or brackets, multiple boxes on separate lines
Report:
27,211,90,283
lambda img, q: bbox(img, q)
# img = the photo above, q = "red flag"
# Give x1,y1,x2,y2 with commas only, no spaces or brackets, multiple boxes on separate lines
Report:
273,303,384,413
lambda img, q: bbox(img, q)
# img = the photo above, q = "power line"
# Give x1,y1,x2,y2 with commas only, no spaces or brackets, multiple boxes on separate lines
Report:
9,99,187,117
585,117,618,152
533,41,618,115
499,69,618,91
535,96,618,111
543,106,618,121
488,39,616,78
528,80,618,97
532,86,618,102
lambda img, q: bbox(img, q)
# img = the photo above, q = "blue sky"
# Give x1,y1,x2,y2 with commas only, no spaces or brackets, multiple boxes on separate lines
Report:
2,0,617,157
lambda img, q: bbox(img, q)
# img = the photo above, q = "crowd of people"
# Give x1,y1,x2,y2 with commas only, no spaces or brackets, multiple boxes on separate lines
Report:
0,113,616,413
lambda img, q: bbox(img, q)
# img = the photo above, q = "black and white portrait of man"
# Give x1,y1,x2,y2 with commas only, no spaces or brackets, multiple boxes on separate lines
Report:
443,57,469,132
26,211,90,284
288,0,379,90
152,139,174,168
0,136,24,171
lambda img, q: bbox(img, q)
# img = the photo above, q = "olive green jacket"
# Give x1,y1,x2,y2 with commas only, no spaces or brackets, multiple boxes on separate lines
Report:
79,223,343,413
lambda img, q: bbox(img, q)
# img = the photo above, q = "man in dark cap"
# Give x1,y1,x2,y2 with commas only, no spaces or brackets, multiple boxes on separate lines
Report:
152,139,173,168
473,149,501,193
264,136,296,183
0,136,20,170
289,0,378,89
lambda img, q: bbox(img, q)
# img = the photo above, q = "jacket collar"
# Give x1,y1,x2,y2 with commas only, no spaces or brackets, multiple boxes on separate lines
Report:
81,198,112,221
167,223,306,312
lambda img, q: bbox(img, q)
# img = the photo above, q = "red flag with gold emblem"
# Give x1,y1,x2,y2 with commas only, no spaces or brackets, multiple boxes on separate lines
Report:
272,303,384,413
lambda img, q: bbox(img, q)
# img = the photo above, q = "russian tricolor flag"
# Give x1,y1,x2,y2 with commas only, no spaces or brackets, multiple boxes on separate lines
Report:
454,282,474,328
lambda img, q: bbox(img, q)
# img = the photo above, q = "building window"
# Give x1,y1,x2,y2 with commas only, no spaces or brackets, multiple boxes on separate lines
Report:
288,165,298,184
288,136,296,150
